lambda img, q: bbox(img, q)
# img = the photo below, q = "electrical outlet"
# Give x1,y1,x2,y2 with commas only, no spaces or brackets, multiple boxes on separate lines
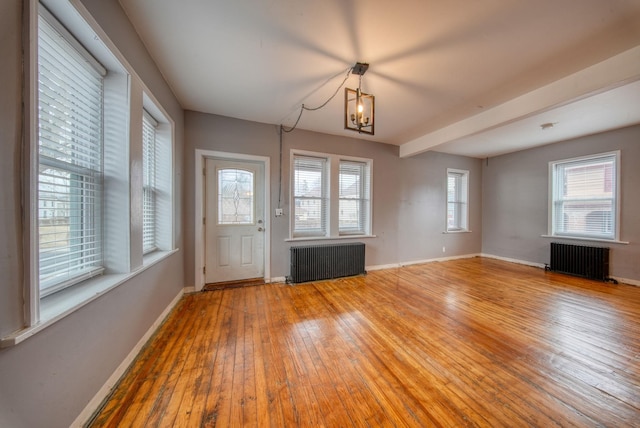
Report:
275,208,284,217
442,246,446,253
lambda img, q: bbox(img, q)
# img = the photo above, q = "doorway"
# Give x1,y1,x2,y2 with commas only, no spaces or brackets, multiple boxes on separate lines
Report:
194,150,270,291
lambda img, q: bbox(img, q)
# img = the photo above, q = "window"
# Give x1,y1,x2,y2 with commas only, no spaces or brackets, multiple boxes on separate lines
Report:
339,161,370,234
37,8,106,296
29,1,174,320
292,155,328,236
291,151,372,239
550,152,619,240
142,111,157,253
447,169,469,232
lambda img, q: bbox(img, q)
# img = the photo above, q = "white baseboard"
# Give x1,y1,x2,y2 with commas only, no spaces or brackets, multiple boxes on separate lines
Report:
366,263,402,271
366,253,481,272
268,276,287,283
611,276,640,287
480,253,546,269
481,253,640,286
71,288,184,427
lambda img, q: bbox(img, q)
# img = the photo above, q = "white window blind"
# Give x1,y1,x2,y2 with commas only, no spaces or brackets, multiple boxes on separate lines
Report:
339,160,370,234
551,153,617,240
293,155,328,236
447,169,469,231
38,11,105,295
142,111,157,253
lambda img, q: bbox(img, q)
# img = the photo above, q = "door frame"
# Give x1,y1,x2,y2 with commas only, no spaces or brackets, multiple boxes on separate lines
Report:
195,149,270,291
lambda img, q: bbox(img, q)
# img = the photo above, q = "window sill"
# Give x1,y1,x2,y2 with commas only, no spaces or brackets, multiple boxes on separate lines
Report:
0,248,178,348
540,235,629,245
286,234,377,242
443,230,472,234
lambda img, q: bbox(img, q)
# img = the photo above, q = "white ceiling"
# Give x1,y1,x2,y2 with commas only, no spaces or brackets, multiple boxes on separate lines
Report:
119,0,640,158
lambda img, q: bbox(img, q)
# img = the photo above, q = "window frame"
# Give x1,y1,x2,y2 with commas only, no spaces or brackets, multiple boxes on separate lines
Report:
142,110,158,254
339,160,371,235
446,168,469,233
548,151,620,241
37,5,107,297
9,0,176,341
290,150,373,240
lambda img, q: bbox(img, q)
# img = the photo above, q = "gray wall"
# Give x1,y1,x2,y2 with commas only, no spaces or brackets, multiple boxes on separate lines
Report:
482,124,640,281
0,1,184,427
184,111,483,286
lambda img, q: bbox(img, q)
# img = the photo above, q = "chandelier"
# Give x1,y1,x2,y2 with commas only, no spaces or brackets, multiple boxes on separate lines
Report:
344,62,375,135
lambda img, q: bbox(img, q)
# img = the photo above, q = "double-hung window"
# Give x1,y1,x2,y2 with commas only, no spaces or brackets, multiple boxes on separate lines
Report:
291,151,372,239
339,161,370,235
6,0,176,344
292,155,328,237
447,169,469,232
142,111,158,253
37,8,106,296
550,152,619,240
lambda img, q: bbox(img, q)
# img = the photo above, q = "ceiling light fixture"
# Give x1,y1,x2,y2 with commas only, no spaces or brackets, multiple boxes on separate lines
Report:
345,62,375,135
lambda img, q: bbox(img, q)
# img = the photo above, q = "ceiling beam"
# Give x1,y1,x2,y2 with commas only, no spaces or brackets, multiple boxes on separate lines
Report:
399,45,640,158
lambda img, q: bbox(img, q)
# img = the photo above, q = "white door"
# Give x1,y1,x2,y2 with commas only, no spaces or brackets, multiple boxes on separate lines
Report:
205,158,265,283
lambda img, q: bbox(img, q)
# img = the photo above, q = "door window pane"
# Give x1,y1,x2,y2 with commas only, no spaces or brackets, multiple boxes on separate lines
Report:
218,168,254,224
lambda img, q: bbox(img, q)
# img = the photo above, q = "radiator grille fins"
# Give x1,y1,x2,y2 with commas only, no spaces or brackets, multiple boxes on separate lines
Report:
549,242,613,282
288,242,365,283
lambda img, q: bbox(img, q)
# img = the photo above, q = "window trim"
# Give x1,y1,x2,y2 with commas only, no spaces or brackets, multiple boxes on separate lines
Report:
37,6,107,296
339,160,371,235
142,110,158,254
9,0,176,342
289,149,373,240
446,168,470,233
548,151,621,242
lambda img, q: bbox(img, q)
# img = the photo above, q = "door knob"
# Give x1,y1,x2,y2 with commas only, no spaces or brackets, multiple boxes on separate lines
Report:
258,227,264,232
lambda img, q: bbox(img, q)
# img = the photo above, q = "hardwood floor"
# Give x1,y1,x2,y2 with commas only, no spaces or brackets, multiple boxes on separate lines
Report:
88,257,640,427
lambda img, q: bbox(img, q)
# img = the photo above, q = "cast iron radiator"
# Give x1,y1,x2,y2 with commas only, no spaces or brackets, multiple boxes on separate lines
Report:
548,242,615,282
288,242,365,283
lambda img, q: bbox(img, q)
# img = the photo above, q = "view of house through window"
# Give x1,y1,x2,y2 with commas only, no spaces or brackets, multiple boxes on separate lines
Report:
550,152,618,240
291,151,372,238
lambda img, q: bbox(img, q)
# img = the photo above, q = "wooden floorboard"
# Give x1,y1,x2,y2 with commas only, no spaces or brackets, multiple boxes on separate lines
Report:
88,257,640,427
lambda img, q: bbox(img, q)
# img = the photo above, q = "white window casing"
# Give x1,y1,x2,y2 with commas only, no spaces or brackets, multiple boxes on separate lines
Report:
0,0,177,346
447,168,469,232
292,155,328,237
549,151,620,241
290,150,372,240
37,8,106,296
339,160,371,235
142,110,158,253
